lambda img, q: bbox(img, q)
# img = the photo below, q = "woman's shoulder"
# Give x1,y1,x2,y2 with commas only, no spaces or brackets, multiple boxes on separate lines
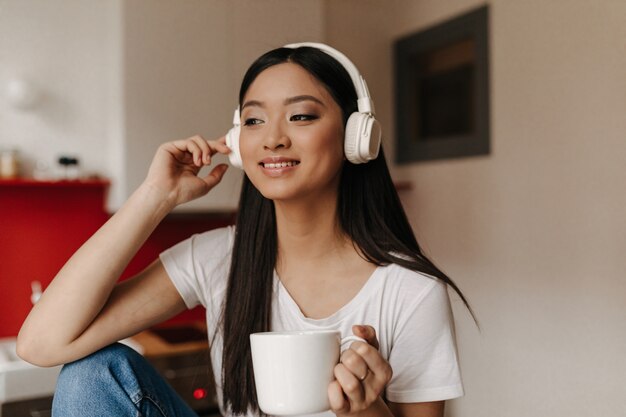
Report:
379,263,455,338
381,262,447,305
189,225,236,251
383,262,440,287
161,225,236,263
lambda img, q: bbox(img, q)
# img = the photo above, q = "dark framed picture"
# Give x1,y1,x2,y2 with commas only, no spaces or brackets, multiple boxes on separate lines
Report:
394,6,490,163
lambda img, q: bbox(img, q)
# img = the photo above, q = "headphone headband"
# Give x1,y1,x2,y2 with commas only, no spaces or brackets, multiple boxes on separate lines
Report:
283,42,376,116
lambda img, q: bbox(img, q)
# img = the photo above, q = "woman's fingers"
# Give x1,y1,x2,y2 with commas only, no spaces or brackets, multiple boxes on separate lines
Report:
169,135,231,168
352,324,379,349
332,363,365,410
189,135,211,165
329,325,393,413
328,380,349,413
351,325,391,385
350,340,393,389
340,348,369,383
335,349,383,410
193,135,231,165
211,135,231,154
144,135,233,206
189,140,204,166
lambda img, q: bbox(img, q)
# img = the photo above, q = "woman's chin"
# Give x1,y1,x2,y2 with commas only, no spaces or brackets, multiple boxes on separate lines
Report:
257,188,300,202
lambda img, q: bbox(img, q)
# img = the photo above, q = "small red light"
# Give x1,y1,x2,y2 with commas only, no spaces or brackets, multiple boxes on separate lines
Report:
193,388,207,400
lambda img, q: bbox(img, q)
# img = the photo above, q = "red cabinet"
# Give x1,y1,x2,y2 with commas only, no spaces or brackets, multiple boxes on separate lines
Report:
0,179,234,337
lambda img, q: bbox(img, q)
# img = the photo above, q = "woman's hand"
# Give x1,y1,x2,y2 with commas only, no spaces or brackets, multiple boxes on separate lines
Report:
329,325,394,415
142,135,231,208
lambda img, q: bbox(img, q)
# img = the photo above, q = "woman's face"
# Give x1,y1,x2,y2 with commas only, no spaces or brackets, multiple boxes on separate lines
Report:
239,62,345,202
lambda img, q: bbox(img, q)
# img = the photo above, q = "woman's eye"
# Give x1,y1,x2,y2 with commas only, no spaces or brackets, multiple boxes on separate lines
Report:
290,114,318,122
243,118,263,126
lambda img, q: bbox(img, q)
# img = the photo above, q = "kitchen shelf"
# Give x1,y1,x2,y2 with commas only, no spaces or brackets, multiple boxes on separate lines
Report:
0,177,110,187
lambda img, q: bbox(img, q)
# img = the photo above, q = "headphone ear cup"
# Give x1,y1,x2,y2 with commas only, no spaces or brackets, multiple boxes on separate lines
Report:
344,112,381,164
225,125,243,169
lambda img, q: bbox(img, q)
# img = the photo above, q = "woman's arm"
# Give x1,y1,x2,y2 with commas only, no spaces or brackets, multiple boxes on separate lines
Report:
387,401,444,417
17,136,230,367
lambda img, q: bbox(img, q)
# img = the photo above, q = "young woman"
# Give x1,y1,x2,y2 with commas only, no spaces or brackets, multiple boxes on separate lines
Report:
17,43,470,417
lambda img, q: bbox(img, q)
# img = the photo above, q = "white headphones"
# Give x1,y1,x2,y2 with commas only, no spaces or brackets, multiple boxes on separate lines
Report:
225,42,382,168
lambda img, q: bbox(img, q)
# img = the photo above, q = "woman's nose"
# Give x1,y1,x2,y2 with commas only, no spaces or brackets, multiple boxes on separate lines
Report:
263,123,291,150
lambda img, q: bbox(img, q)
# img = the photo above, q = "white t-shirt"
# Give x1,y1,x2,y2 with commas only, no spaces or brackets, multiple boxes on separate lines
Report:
160,226,463,416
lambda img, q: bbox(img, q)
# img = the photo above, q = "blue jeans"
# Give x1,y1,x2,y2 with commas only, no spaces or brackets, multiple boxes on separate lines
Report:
52,343,199,417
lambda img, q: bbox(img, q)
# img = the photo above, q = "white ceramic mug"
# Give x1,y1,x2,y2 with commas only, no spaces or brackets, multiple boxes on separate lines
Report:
250,330,366,415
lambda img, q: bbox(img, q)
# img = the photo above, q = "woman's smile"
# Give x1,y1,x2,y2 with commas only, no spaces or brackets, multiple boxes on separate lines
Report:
259,157,301,177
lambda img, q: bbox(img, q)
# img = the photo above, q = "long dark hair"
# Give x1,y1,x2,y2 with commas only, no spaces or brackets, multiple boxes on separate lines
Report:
221,46,474,414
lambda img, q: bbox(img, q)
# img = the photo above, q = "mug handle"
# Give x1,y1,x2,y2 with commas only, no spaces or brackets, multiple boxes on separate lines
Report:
340,335,367,352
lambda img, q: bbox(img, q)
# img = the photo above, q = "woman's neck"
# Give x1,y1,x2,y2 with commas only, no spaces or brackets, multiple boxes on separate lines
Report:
274,192,350,266
272,190,377,319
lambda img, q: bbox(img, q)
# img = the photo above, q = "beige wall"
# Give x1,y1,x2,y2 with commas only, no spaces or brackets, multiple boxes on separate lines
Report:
327,1,626,416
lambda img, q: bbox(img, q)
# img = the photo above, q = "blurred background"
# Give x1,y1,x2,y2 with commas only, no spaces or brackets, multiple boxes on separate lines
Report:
1,1,625,416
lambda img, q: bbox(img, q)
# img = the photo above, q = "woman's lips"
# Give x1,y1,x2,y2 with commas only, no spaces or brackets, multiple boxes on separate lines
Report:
258,158,300,177
261,161,299,168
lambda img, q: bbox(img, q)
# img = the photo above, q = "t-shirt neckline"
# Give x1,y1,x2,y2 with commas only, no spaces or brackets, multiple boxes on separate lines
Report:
273,264,387,326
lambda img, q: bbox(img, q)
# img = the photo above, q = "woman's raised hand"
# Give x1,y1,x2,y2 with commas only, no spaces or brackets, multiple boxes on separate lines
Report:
328,325,394,415
143,135,231,208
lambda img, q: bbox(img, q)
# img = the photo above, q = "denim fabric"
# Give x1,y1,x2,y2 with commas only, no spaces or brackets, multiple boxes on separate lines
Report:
52,343,199,417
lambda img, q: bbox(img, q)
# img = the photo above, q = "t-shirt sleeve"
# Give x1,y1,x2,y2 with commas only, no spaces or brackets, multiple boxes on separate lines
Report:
159,226,234,310
386,277,464,403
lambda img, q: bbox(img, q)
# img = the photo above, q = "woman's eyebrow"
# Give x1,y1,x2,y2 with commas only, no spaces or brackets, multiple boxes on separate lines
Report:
284,95,325,107
241,100,264,110
241,95,325,111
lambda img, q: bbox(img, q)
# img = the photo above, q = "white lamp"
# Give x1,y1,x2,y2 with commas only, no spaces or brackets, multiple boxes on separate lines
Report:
5,78,41,111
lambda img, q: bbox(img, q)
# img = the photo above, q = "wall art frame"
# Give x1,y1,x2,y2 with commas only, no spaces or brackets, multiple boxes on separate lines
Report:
394,5,490,163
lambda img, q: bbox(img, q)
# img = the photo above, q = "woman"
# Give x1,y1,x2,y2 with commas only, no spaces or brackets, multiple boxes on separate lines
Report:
18,43,470,417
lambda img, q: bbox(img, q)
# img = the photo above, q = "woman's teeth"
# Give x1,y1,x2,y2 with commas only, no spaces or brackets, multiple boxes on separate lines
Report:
263,161,299,168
